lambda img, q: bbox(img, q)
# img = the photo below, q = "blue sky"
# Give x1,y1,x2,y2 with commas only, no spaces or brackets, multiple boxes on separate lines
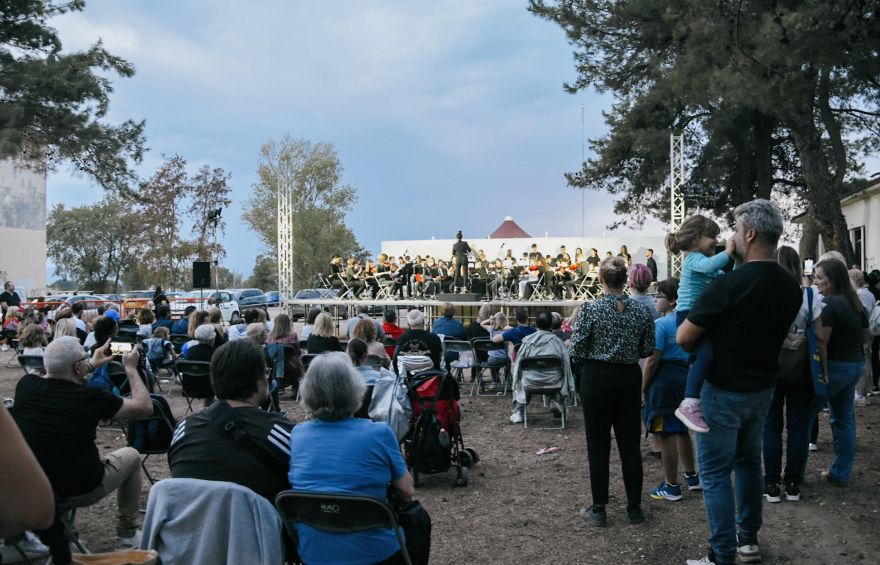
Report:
48,0,666,278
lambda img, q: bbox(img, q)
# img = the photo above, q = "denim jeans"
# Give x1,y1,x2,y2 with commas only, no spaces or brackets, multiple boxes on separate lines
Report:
811,359,863,483
697,382,774,565
763,380,812,485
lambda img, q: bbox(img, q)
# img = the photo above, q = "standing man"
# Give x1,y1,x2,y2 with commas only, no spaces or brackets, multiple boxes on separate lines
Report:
646,249,658,282
678,200,800,565
0,281,21,350
452,231,471,293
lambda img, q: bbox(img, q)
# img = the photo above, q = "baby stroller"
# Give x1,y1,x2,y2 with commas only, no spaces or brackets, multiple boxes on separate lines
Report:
402,368,479,487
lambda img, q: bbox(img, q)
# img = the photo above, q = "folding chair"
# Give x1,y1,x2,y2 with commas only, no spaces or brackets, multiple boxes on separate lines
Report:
275,490,412,565
176,360,213,415
443,340,477,384
4,335,21,367
374,274,396,300
169,333,190,354
301,353,319,372
127,394,177,484
572,273,599,300
519,356,567,430
18,354,46,376
366,354,385,370
470,338,510,396
527,273,551,301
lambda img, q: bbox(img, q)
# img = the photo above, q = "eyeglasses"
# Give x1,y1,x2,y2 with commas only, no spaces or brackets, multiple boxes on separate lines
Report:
73,356,89,372
655,294,669,300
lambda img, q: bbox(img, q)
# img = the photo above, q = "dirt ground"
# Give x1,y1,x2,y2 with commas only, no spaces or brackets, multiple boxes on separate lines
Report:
3,354,879,564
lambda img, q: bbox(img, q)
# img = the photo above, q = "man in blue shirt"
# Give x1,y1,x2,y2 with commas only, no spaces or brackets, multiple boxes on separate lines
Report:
151,304,175,332
492,307,536,347
171,306,195,335
431,303,467,340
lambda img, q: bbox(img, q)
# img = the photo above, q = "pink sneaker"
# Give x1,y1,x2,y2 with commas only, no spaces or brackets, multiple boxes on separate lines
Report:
675,401,709,433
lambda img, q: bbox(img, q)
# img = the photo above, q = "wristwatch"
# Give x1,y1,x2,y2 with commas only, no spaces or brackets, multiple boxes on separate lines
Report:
86,360,95,373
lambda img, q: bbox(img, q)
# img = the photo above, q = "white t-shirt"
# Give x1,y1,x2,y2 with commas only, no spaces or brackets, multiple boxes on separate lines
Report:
856,287,875,316
793,287,824,334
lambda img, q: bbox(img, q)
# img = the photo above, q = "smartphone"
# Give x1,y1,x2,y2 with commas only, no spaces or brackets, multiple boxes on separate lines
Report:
110,341,133,355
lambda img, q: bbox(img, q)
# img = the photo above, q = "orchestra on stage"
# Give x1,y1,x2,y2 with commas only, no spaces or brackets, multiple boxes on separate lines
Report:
323,233,646,302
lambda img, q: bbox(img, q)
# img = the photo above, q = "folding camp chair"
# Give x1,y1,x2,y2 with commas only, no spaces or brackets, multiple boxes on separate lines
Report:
519,355,567,430
176,360,213,414
470,338,510,396
127,394,177,484
527,273,552,301
169,333,190,355
275,490,411,565
18,354,46,376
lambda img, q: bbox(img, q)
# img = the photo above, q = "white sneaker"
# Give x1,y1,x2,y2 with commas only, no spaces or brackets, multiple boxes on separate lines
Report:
809,442,818,452
686,557,717,565
117,529,142,549
16,532,50,556
854,395,868,407
737,541,761,563
509,411,523,424
1,344,8,351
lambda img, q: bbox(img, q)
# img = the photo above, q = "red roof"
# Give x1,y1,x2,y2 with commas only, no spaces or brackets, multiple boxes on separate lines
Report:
490,216,531,239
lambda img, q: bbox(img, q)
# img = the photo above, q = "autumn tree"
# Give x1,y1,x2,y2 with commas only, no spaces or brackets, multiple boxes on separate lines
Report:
0,0,145,192
242,136,361,287
530,0,879,264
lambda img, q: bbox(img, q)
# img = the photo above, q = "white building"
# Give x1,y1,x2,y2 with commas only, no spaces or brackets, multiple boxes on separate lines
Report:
839,180,880,271
0,158,47,297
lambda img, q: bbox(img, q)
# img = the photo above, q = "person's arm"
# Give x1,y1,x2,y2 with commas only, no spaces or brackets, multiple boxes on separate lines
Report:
0,405,55,537
687,249,732,274
676,319,705,353
492,329,507,344
642,349,661,393
392,470,416,500
113,347,153,420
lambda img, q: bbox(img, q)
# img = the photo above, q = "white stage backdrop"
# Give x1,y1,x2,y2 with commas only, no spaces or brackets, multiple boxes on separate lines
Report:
381,235,668,281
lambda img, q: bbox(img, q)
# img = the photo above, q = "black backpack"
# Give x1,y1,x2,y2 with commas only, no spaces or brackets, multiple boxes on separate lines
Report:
409,408,450,472
128,394,177,454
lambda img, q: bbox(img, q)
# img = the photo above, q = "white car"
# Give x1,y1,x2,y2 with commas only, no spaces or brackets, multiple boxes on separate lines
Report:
170,290,241,324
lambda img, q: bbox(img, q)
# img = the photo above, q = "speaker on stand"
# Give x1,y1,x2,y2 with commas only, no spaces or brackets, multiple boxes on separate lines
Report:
192,261,211,289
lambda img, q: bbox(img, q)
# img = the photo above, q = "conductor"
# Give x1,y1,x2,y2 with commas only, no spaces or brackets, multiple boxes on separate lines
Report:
452,230,471,292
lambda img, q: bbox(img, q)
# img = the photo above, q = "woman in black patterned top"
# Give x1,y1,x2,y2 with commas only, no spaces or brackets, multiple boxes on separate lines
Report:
570,256,655,527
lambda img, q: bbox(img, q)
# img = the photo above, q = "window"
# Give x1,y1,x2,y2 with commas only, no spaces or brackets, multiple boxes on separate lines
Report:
850,226,865,269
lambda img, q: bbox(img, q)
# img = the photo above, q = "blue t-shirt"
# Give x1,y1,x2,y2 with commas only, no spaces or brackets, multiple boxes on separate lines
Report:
655,312,689,362
432,317,467,340
676,251,731,311
170,318,188,335
501,324,536,345
289,418,407,565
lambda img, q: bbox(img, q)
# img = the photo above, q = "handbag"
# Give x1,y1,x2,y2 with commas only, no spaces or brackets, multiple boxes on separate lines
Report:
777,332,807,385
387,491,432,565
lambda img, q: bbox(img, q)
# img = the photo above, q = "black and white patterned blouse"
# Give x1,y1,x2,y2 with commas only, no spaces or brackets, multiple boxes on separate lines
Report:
570,294,655,364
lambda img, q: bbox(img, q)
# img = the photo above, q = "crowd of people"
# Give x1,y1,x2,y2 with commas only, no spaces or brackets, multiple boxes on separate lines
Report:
325,240,659,300
1,198,879,565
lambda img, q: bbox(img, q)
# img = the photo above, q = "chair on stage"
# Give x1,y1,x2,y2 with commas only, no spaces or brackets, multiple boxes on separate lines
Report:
572,273,599,301
374,274,396,300
527,273,552,302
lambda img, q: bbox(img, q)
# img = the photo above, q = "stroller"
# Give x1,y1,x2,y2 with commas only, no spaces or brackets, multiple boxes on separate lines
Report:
402,368,479,487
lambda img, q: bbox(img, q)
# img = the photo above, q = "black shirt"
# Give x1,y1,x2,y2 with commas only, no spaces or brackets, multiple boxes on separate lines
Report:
646,257,658,281
306,334,342,354
687,261,801,393
452,240,471,258
821,295,868,362
586,256,600,267
12,375,124,497
168,402,294,501
0,290,21,309
185,343,216,362
394,329,443,369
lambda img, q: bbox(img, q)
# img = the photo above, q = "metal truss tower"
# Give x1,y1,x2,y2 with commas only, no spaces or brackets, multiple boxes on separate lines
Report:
277,181,294,311
669,133,686,277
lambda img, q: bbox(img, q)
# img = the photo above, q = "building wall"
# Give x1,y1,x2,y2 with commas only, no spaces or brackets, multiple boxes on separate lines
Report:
0,158,47,297
382,235,669,280
840,183,880,271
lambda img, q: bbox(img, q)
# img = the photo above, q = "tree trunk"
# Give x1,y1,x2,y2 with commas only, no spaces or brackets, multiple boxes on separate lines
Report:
789,126,855,266
799,210,820,260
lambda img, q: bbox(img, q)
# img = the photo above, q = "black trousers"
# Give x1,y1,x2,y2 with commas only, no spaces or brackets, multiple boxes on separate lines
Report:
453,258,467,288
579,360,643,508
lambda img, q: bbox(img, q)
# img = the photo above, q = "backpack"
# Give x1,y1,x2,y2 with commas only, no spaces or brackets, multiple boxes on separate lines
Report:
128,394,177,453
870,301,880,336
408,409,449,471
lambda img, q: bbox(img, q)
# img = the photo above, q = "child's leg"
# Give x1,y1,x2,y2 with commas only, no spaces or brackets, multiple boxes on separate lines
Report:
684,338,714,399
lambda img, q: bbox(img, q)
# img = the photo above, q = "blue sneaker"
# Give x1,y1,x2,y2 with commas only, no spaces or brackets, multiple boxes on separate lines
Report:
684,472,702,491
649,480,683,501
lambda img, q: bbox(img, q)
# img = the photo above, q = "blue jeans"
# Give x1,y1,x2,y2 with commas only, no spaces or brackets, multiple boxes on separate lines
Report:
763,380,812,485
676,310,715,398
697,382,774,565
811,360,863,483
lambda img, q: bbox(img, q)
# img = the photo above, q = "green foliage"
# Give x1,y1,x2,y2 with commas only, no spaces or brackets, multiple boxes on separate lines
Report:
245,254,277,290
0,0,145,193
530,0,879,262
243,136,362,287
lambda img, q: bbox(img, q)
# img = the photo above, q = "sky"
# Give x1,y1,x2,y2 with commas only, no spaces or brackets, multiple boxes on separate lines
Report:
47,0,667,279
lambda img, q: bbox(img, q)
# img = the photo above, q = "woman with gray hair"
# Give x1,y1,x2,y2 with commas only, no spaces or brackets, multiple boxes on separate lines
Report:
290,352,428,564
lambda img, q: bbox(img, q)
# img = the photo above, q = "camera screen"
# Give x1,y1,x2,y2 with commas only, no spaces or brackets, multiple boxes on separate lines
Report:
110,341,133,355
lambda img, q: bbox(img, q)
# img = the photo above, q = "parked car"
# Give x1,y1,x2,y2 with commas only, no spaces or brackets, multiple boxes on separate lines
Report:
289,288,340,321
170,290,241,324
39,295,111,323
264,290,280,307
122,290,154,313
228,288,267,311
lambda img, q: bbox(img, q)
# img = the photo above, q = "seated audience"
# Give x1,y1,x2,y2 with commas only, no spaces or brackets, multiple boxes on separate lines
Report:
306,312,343,354
468,304,494,340
551,311,571,342
381,308,405,357
479,311,512,383
290,352,429,565
19,323,47,357
229,308,265,342
151,304,174,332
348,337,383,386
394,309,443,371
207,307,228,346
267,313,300,346
508,311,575,423
301,307,322,342
247,322,269,345
136,307,155,338
145,326,177,374
185,324,218,362
345,304,385,340
168,340,294,502
492,307,536,348
11,337,151,562
353,317,390,368
171,305,196,335
432,303,467,340
51,317,79,340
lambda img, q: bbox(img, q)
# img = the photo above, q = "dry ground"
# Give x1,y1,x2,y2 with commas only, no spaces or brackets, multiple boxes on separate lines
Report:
2,353,879,564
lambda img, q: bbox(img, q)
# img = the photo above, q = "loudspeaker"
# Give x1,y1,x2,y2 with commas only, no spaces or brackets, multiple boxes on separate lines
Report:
192,261,211,288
